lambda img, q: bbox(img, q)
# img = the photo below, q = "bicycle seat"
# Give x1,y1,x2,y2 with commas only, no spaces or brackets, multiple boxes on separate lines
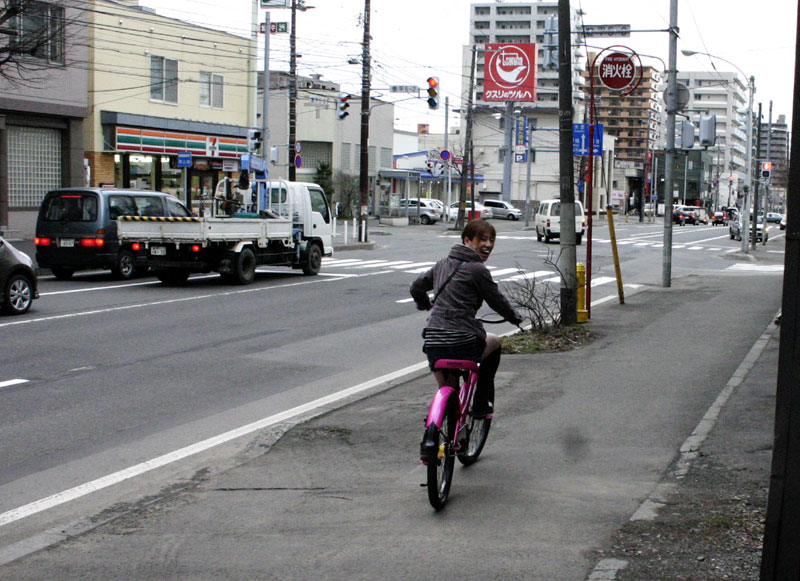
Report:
433,359,479,372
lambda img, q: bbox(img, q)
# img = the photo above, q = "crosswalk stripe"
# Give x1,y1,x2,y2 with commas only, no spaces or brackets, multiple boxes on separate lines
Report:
391,262,434,270
490,268,522,278
503,270,552,282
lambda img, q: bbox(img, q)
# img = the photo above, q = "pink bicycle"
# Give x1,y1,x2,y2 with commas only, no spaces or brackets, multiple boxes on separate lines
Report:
419,357,492,510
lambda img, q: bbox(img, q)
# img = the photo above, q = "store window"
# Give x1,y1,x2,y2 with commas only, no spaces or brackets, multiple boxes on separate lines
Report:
151,55,178,104
161,157,182,196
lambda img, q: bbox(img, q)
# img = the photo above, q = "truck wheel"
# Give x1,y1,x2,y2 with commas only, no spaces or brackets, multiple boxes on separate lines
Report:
233,248,256,285
156,269,190,285
112,250,136,280
51,267,74,280
302,243,322,276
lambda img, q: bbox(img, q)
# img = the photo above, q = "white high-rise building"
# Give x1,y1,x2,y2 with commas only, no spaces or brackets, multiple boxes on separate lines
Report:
675,71,750,208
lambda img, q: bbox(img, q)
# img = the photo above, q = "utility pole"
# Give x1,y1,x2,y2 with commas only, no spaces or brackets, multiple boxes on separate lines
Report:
262,12,270,173
557,0,576,325
288,0,297,181
751,102,763,249
357,0,371,242
661,0,678,287
741,74,756,253
502,101,514,202
458,46,477,231
442,96,451,231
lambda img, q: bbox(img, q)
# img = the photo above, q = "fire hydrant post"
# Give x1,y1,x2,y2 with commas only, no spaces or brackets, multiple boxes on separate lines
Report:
577,262,588,323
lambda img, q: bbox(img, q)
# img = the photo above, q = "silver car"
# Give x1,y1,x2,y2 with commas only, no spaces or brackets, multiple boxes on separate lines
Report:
1,235,38,315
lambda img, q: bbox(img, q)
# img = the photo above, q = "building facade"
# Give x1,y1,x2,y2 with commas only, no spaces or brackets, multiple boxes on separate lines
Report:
675,70,750,209
463,2,600,209
85,0,257,214
0,0,90,237
585,57,663,211
758,113,789,212
258,71,395,215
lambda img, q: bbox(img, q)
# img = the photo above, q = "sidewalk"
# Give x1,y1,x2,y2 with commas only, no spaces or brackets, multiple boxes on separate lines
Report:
0,241,784,579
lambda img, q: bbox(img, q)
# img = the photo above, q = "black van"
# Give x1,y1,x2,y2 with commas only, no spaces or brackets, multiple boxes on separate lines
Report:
35,188,192,280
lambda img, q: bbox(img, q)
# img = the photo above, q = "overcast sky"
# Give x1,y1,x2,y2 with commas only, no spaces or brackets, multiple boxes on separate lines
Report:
141,0,798,134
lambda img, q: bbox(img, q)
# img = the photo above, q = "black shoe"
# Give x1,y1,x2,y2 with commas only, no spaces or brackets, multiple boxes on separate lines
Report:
473,401,493,419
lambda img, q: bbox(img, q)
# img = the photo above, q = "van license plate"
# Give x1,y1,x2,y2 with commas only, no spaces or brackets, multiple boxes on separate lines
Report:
151,246,166,256
59,239,74,248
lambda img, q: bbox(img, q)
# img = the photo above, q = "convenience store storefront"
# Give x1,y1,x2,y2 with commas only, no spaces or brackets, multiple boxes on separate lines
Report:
97,112,249,212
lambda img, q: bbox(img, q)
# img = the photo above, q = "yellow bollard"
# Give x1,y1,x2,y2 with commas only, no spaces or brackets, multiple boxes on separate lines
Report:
577,262,588,323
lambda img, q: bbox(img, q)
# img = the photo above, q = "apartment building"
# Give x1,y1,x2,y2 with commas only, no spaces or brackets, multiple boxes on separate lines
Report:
0,0,89,237
585,57,663,209
463,1,595,206
758,113,789,211
676,71,750,209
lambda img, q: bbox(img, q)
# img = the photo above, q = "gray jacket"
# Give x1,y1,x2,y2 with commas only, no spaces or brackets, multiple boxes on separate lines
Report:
409,244,522,340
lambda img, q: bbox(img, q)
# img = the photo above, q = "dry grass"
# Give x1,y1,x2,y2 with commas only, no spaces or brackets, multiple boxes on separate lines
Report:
501,324,595,354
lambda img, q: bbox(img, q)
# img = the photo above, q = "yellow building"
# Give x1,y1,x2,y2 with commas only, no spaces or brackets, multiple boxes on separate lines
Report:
85,0,256,211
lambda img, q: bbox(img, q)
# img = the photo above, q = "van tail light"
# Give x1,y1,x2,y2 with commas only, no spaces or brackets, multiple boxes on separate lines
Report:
79,238,105,247
546,219,551,228
35,237,52,246
191,244,201,253
132,242,142,251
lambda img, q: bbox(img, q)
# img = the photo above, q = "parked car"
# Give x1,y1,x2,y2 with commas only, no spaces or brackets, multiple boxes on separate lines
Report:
711,211,726,225
691,207,709,225
729,215,768,243
482,199,522,220
672,207,697,225
446,201,492,221
535,199,586,245
35,188,192,280
399,198,442,224
766,212,783,223
780,214,787,230
0,234,38,315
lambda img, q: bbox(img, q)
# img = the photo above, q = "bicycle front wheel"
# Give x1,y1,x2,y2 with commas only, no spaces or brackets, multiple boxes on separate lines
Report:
457,413,492,466
425,398,458,510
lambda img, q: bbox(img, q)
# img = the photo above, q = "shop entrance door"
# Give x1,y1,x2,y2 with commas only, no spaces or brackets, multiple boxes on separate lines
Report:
190,171,217,215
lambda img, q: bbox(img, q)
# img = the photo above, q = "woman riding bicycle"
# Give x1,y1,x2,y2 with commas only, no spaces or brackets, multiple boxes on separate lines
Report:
410,219,523,417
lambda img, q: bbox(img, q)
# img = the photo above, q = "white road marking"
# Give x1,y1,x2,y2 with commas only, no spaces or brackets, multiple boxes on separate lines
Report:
0,361,430,528
726,263,784,272
0,277,337,329
0,379,28,389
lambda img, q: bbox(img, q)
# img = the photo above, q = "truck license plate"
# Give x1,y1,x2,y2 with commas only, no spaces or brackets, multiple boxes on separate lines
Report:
150,246,166,256
59,239,74,248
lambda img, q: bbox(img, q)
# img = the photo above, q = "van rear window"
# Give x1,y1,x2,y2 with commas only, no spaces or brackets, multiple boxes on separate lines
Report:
41,194,98,222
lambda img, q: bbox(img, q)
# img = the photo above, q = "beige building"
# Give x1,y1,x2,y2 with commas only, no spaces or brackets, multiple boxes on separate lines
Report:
85,0,257,212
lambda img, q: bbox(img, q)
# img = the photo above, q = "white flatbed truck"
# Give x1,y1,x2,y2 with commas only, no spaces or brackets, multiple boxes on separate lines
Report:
117,179,333,285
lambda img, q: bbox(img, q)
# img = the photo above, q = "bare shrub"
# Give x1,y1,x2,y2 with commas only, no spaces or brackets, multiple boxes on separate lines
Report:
505,250,564,332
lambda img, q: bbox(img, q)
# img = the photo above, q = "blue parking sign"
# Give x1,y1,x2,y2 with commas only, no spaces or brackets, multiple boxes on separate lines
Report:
573,124,603,156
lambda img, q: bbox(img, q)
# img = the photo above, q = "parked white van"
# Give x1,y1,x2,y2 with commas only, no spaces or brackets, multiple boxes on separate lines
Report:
535,199,586,245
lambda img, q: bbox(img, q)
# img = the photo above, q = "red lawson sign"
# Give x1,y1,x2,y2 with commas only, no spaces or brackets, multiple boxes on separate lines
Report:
483,43,537,102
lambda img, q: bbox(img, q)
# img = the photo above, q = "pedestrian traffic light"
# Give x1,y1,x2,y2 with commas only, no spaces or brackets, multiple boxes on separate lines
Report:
337,93,350,120
761,161,772,178
247,128,262,153
426,76,439,110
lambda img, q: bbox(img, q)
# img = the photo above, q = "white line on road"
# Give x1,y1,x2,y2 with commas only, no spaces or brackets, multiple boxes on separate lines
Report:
0,379,28,389
0,361,430,528
0,276,337,329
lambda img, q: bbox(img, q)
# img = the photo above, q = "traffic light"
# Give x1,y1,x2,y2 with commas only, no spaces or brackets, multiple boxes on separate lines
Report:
426,76,439,110
761,161,772,178
247,128,262,153
337,93,350,120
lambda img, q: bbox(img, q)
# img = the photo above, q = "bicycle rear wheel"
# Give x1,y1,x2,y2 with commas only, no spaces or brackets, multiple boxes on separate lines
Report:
457,412,492,466
425,397,458,510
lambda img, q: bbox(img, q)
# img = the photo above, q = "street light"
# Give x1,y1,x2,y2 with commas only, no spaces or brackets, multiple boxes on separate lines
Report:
682,49,755,253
